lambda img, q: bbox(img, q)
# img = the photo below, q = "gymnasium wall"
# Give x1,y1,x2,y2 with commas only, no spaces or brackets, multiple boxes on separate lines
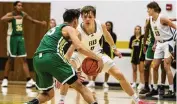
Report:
50,1,176,84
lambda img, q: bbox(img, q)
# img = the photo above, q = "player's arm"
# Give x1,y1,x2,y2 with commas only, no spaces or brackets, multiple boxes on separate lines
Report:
63,26,103,72
64,31,81,60
143,19,150,46
23,11,46,26
169,18,176,21
161,17,176,29
1,12,16,22
102,24,122,58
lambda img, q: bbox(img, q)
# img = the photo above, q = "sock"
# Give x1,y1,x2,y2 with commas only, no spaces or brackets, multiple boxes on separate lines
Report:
153,84,158,90
28,98,39,104
169,84,174,92
91,102,98,104
27,77,31,81
60,95,65,101
4,77,8,80
131,93,140,103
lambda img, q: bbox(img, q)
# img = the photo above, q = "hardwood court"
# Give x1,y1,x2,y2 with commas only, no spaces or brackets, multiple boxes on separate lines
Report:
0,84,176,104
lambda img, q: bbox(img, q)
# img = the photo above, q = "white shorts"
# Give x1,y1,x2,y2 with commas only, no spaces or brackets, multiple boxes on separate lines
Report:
154,41,174,59
70,52,115,73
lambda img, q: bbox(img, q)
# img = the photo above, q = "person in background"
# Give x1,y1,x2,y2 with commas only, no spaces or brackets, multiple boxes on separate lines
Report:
1,1,46,88
129,25,144,89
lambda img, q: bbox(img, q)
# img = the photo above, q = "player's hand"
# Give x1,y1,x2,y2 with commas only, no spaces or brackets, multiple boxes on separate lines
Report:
13,15,23,19
96,58,103,73
41,21,47,26
113,49,122,58
152,44,156,51
77,71,85,82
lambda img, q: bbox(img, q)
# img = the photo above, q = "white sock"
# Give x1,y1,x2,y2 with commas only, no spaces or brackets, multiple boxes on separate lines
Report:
153,84,158,90
161,83,165,86
131,93,140,103
169,84,174,92
60,95,65,101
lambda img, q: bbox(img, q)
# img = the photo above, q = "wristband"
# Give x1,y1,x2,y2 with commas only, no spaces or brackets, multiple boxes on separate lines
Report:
111,45,117,50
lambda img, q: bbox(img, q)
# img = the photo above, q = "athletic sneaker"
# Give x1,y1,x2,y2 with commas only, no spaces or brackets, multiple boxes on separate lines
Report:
26,79,35,88
103,82,109,88
146,89,158,97
1,79,8,87
163,90,176,98
158,85,165,96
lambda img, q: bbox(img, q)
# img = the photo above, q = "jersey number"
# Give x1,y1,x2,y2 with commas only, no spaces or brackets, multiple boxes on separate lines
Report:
16,24,22,31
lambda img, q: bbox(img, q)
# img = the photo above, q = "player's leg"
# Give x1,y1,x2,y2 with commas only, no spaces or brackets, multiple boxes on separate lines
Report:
59,52,85,103
163,43,174,97
87,76,97,87
131,63,138,88
103,72,110,88
18,36,35,88
146,43,163,97
138,61,145,90
159,61,166,96
1,36,17,87
26,53,56,104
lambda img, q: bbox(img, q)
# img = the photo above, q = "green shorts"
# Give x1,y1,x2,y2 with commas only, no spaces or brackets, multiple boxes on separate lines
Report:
7,35,26,57
145,43,154,60
33,52,77,91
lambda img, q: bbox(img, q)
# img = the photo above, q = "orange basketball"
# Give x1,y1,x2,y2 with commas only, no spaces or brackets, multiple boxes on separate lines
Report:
82,57,98,76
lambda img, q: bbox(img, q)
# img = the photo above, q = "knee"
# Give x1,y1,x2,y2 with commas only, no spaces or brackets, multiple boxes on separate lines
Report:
144,63,150,71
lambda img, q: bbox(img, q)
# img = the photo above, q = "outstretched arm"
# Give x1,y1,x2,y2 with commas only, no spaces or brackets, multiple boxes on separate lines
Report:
102,24,122,58
1,12,22,22
23,11,46,26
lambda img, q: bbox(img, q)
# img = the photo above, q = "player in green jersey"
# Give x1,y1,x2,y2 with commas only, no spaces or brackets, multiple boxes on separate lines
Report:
1,1,46,88
25,9,103,104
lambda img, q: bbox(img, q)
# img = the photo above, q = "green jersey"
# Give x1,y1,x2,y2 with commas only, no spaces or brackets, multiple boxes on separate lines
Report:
35,24,70,60
8,12,24,36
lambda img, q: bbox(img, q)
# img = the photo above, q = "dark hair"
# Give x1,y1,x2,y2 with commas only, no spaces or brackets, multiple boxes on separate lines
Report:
134,25,142,36
105,21,113,32
13,1,21,7
81,5,96,17
63,9,80,23
147,1,161,13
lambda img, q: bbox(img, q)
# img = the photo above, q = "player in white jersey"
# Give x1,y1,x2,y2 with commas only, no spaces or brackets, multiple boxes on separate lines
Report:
146,2,176,98
59,6,154,104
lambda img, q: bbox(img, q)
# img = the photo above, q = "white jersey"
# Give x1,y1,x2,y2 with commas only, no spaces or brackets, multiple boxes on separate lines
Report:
150,14,173,41
77,20,103,54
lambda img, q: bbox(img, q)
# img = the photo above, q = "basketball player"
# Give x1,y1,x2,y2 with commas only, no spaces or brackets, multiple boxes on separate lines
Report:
145,1,176,97
25,9,103,104
0,1,46,88
139,18,167,97
59,5,154,104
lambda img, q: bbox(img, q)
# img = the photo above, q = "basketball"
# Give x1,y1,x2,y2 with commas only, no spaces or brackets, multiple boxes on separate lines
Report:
82,57,98,76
